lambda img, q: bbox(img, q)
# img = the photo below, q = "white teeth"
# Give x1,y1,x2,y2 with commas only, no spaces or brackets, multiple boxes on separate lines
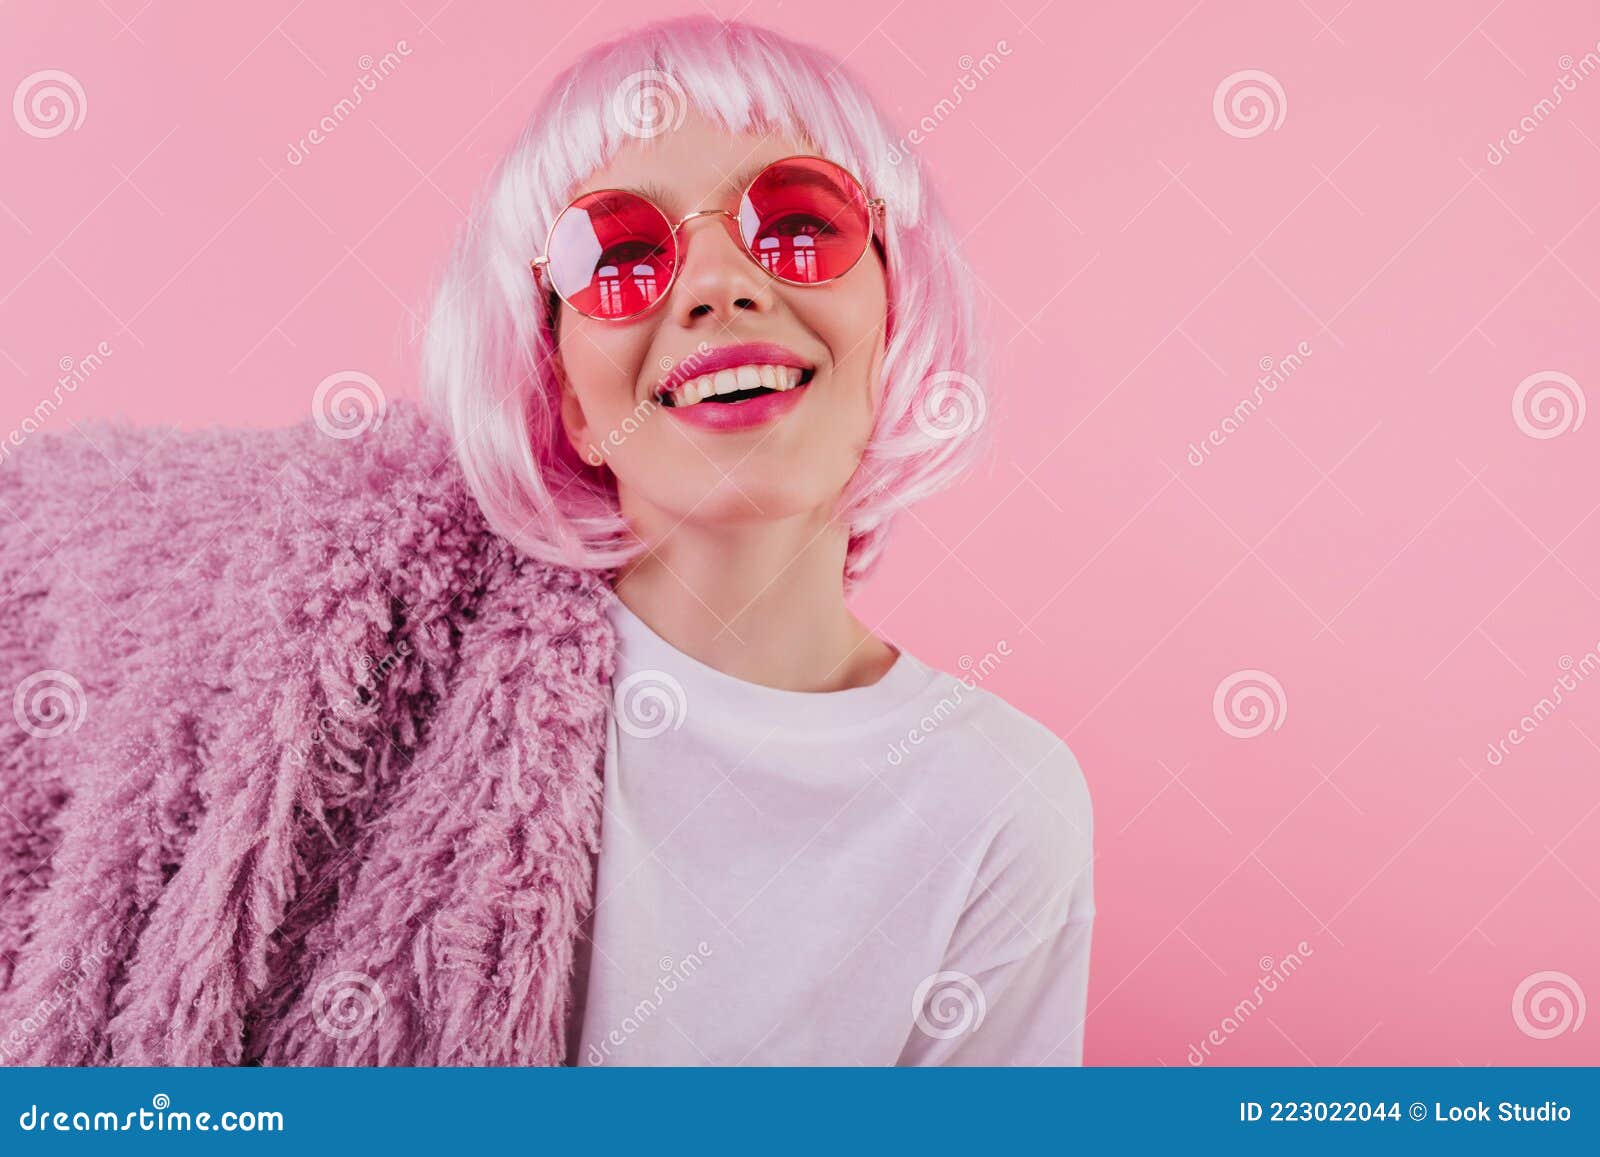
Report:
663,363,810,408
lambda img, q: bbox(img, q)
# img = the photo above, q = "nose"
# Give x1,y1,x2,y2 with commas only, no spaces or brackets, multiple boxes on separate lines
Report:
667,210,773,328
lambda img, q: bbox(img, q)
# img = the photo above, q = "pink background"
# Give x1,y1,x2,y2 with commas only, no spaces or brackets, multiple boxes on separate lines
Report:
4,1,1598,1065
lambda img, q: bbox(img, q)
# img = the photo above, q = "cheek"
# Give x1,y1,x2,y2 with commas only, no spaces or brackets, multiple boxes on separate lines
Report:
563,326,647,411
560,324,690,479
815,273,889,410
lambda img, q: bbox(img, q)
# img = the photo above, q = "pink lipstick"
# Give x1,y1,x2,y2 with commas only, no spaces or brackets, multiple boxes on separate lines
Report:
653,342,816,432
664,381,811,431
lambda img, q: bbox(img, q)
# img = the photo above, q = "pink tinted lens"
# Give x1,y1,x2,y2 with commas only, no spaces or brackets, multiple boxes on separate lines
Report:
738,157,872,284
546,190,678,319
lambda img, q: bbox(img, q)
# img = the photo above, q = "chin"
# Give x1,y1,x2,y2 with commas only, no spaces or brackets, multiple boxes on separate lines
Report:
679,474,843,526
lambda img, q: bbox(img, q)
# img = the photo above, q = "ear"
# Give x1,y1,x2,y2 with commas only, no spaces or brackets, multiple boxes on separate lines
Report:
556,364,603,468
547,302,602,467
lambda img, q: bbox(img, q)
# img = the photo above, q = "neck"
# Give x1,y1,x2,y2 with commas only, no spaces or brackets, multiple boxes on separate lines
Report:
611,508,891,692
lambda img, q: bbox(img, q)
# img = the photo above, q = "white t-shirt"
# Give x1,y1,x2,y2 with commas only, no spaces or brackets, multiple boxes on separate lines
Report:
567,598,1095,1066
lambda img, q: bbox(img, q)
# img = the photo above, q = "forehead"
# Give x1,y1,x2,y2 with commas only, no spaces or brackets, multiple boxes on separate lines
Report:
582,111,810,215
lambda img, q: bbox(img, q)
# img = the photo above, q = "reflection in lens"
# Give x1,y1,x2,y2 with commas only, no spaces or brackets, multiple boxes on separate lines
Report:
549,192,677,318
739,158,869,284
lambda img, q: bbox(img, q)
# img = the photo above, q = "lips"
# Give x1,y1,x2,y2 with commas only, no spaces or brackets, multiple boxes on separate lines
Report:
654,342,815,404
660,379,812,431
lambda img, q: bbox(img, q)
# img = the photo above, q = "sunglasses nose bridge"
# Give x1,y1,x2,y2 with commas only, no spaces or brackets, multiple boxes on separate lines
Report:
667,203,798,326
672,206,738,232
668,207,745,261
666,207,762,291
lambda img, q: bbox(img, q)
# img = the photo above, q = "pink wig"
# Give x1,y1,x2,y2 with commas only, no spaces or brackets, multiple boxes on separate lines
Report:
419,15,989,588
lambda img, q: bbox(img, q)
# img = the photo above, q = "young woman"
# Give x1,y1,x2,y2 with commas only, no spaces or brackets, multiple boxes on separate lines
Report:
0,16,1092,1067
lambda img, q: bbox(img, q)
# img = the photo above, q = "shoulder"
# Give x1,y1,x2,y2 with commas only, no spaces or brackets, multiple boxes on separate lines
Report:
899,660,1090,820
899,662,1094,913
967,684,1092,851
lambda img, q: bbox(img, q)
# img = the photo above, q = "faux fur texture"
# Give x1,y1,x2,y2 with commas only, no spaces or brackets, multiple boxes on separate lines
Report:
0,399,617,1065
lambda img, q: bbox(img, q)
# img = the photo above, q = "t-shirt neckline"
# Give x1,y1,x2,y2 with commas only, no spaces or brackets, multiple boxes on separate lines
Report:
604,592,936,734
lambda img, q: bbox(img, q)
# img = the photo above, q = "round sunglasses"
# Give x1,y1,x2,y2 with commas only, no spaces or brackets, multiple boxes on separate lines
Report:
530,155,887,322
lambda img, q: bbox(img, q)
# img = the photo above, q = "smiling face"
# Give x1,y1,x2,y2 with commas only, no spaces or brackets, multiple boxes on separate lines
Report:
551,110,889,542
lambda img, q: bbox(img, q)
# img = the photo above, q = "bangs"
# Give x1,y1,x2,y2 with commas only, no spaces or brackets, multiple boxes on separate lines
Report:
527,24,907,226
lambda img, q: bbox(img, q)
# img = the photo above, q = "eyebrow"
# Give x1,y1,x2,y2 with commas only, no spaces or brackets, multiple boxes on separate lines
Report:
619,159,766,212
616,158,851,215
619,179,677,206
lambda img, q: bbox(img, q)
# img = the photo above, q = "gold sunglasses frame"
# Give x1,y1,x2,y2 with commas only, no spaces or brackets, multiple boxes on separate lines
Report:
529,153,888,323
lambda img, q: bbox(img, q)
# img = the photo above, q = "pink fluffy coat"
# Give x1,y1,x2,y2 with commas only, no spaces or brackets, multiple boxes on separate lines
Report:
0,399,617,1065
